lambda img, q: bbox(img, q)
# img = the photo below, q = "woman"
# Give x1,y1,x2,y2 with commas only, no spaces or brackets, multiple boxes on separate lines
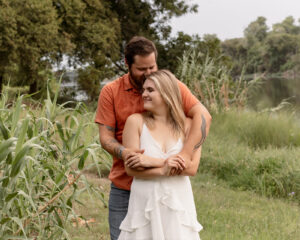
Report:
118,70,203,240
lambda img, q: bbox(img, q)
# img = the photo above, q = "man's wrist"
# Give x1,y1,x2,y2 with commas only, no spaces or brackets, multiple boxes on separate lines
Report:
120,146,126,160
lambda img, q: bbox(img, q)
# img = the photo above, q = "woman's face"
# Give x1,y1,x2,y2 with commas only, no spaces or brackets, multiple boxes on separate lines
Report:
142,79,165,112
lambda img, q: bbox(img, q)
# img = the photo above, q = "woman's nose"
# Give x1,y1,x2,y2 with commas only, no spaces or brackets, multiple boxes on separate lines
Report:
142,90,147,98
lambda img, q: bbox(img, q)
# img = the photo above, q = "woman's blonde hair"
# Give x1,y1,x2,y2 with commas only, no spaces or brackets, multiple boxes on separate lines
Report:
144,69,186,137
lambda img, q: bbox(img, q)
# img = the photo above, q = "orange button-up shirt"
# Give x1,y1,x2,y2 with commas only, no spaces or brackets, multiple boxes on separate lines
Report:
95,73,199,190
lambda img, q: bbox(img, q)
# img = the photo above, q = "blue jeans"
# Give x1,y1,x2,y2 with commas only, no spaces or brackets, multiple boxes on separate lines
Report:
109,183,130,240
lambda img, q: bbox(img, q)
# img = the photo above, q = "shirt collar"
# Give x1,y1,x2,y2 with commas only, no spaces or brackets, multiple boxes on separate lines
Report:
123,73,134,91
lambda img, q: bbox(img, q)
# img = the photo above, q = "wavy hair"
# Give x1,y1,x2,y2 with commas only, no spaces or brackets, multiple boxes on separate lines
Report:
145,70,186,137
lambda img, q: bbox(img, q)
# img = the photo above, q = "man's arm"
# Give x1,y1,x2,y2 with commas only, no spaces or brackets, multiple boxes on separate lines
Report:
179,146,201,176
178,103,211,162
98,124,141,161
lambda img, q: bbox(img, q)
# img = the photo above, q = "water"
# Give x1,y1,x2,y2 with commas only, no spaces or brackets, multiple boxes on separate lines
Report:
250,75,300,109
60,71,89,101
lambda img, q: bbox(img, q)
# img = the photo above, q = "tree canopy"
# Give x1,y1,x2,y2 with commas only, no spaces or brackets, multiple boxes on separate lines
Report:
0,0,198,99
1,2,300,101
222,16,300,75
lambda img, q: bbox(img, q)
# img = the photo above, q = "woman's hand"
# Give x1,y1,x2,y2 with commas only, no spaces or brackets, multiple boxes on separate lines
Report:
163,155,185,176
125,153,149,169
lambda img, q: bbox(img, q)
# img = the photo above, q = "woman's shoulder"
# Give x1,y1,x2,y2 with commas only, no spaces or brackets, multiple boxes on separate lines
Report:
125,113,144,133
126,113,144,124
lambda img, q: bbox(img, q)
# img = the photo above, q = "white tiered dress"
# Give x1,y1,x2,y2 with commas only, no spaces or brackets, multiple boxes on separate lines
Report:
118,124,203,240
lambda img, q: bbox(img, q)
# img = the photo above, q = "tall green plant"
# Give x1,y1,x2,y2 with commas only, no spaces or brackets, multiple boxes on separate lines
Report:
177,49,262,112
0,86,109,238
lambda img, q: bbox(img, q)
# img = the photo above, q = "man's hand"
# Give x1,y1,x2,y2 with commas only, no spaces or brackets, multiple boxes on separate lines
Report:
163,155,186,176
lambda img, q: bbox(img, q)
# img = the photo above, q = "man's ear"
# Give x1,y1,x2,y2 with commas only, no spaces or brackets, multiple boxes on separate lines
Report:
124,58,129,68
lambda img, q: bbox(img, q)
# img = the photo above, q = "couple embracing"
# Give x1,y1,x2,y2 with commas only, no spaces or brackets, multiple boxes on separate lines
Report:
95,36,212,240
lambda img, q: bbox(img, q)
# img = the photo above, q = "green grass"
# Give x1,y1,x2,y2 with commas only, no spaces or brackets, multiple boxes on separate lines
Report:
67,172,300,240
66,175,110,240
201,110,300,202
211,110,300,148
193,173,300,240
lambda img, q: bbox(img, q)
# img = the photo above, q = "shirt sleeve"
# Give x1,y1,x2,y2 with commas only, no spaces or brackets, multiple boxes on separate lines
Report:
94,84,116,128
177,80,200,115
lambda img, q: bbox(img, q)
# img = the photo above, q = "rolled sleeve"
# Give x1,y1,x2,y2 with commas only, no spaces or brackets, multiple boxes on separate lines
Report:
95,85,116,128
177,80,200,115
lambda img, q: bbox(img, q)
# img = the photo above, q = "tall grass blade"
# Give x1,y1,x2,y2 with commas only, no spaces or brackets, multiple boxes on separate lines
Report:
15,118,29,154
10,145,30,177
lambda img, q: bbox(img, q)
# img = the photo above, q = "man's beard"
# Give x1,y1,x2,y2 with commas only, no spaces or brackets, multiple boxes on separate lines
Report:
129,70,145,90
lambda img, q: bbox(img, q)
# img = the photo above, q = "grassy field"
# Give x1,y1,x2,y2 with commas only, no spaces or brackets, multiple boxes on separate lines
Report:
67,172,300,240
65,109,300,239
1,89,299,239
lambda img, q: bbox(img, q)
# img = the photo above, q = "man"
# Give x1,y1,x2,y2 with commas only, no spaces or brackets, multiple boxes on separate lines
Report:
95,36,212,240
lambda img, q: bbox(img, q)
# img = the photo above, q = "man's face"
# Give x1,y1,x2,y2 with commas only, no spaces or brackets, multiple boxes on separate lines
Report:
129,52,158,89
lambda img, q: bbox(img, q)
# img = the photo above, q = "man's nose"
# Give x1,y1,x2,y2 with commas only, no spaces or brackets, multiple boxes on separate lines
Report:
144,68,152,77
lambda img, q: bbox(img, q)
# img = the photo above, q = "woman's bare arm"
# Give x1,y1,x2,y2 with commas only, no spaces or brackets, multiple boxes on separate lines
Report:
123,114,179,178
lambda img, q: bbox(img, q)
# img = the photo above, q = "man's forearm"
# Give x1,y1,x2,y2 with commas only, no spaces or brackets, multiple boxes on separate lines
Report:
99,124,124,160
181,104,211,160
183,113,206,154
101,137,124,160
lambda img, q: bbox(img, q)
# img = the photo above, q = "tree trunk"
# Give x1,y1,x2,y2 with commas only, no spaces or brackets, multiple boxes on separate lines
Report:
29,81,37,94
0,75,3,94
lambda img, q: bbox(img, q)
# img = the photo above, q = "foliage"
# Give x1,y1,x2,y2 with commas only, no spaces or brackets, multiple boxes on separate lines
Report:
264,32,300,72
176,47,262,112
0,0,199,99
0,0,68,95
222,16,300,75
0,83,110,238
201,110,300,202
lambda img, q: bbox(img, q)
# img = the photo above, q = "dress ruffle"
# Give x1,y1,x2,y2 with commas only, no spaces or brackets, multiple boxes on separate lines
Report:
119,185,202,234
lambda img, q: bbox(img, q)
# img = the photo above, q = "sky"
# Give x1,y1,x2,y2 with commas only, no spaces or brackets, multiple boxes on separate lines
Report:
170,0,300,40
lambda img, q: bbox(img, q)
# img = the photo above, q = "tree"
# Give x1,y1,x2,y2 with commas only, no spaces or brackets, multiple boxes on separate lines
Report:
272,16,300,35
101,0,198,72
0,0,199,98
242,17,269,73
0,0,17,93
0,0,67,94
244,16,268,44
264,32,300,72
222,38,247,76
53,0,121,100
74,0,199,99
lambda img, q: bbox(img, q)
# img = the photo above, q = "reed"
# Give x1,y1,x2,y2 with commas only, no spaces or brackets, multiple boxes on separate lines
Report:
0,81,110,239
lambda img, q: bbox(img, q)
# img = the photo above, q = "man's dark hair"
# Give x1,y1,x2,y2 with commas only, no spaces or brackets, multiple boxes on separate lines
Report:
125,36,158,68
